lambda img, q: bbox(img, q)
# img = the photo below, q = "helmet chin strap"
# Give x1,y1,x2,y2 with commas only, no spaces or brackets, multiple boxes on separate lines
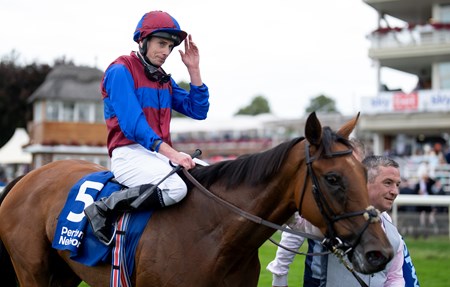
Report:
139,38,159,68
136,48,171,84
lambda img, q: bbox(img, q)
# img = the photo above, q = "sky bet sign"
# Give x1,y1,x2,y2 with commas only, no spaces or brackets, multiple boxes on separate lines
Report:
361,90,450,114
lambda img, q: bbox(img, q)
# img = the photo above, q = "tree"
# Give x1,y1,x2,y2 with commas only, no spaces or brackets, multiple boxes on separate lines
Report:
235,95,271,116
305,94,339,114
0,51,52,147
0,52,76,148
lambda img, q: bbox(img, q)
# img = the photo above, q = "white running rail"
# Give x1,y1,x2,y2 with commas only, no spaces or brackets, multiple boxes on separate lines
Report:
392,195,450,239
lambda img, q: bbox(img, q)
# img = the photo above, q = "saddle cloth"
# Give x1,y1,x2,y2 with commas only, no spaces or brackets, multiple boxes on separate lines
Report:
52,170,153,269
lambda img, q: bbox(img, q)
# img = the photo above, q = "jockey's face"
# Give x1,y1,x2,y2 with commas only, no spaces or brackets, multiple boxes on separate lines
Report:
142,37,175,67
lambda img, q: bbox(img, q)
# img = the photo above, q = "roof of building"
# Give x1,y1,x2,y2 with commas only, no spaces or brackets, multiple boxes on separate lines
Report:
28,64,103,102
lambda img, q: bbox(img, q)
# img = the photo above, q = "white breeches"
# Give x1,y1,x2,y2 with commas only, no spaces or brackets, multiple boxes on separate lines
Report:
111,144,187,206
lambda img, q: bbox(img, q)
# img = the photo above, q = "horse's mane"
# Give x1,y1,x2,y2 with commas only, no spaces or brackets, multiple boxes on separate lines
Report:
190,137,303,189
192,138,304,188
190,125,354,190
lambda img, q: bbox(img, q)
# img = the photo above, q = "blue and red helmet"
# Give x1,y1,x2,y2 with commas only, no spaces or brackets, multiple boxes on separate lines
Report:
133,11,187,47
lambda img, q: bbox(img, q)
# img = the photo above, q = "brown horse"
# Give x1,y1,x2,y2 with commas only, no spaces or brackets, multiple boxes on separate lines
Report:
0,112,393,287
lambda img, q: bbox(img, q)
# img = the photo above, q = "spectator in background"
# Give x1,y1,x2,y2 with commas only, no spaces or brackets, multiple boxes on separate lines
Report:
414,170,437,237
399,177,417,212
0,166,7,187
432,143,446,164
444,145,450,164
419,143,446,178
431,177,445,196
398,177,417,237
414,69,432,90
431,177,447,213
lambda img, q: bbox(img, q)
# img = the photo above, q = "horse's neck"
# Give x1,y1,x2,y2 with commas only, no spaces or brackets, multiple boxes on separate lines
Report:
191,181,297,250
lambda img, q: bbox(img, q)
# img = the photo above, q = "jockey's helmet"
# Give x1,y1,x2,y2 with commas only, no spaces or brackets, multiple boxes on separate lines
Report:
133,11,187,47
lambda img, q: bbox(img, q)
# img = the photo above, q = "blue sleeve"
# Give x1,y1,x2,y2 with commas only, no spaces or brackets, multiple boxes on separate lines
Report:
103,64,161,150
170,79,209,120
402,240,420,287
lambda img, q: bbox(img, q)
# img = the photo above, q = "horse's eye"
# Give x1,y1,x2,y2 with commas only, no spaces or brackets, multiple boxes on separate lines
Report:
325,174,340,185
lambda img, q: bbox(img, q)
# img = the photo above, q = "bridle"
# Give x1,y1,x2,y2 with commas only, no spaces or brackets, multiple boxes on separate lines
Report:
300,141,381,256
298,141,381,287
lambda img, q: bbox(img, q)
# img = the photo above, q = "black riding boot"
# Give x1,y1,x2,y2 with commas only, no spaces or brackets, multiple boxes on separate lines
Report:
84,184,165,245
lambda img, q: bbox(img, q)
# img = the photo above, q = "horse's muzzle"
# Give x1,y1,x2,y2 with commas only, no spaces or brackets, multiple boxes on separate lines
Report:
350,243,394,274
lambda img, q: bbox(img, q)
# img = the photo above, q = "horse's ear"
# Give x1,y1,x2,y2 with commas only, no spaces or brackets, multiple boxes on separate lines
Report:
305,112,322,146
337,112,360,139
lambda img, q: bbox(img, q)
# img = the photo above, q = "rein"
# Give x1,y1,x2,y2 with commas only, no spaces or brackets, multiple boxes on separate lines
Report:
182,169,323,242
268,237,330,256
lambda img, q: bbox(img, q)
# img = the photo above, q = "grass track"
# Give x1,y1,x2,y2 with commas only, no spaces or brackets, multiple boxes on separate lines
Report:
79,235,450,286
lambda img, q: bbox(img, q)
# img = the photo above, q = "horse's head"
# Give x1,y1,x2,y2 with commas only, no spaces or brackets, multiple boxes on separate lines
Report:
298,112,393,274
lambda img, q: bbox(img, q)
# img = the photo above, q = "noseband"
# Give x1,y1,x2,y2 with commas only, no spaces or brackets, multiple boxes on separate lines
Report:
301,141,381,256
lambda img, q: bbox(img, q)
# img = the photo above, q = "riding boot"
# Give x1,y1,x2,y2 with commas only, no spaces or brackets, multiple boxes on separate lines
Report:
84,184,165,245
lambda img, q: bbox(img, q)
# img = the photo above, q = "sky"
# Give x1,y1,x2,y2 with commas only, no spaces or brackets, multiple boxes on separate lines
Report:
0,0,418,120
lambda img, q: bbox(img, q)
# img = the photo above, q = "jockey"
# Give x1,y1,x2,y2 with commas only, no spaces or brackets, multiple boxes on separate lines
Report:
84,10,210,245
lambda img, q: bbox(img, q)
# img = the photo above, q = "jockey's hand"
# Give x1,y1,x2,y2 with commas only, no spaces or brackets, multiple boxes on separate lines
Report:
179,34,203,87
171,152,196,170
157,142,196,170
179,34,200,71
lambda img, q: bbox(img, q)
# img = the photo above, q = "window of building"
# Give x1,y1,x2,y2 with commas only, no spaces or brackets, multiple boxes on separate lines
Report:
439,4,450,22
34,102,42,123
62,102,75,122
43,100,105,123
94,102,104,123
46,101,60,121
77,102,91,122
438,62,450,89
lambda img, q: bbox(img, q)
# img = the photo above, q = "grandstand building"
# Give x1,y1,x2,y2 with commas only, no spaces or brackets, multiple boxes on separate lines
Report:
360,0,450,192
360,0,450,157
